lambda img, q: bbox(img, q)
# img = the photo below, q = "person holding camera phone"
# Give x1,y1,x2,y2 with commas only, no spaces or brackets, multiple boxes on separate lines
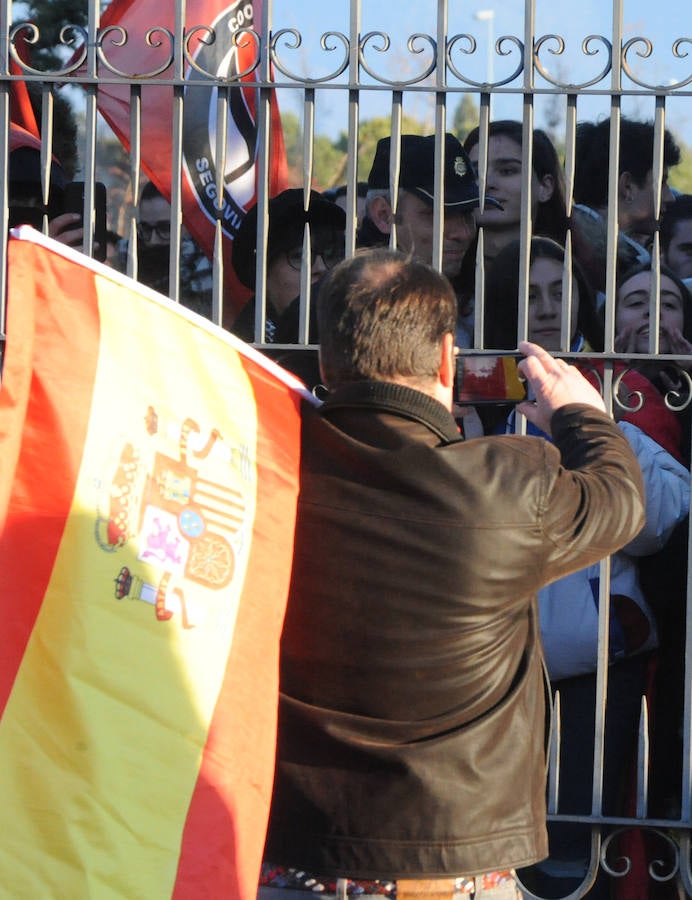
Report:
482,236,689,897
7,124,107,259
260,246,647,900
61,180,108,262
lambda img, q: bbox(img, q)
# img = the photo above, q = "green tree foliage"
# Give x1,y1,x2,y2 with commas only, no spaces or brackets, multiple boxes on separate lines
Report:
312,135,348,191
280,112,303,184
279,113,344,190
14,0,92,71
451,94,480,142
281,112,427,190
671,139,692,196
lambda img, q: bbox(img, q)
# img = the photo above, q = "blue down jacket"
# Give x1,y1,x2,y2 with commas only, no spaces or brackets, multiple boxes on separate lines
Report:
539,421,689,680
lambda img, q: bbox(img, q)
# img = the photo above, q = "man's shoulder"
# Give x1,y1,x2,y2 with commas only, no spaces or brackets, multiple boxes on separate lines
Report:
442,431,556,480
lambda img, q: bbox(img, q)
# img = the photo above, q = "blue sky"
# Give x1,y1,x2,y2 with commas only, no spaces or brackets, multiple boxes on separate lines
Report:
269,0,692,145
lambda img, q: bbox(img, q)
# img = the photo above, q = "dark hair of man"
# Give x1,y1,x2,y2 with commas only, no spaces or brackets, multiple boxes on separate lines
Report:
617,260,692,343
574,118,681,209
323,182,369,201
463,120,568,243
483,236,605,351
140,180,166,205
317,247,457,388
661,194,692,257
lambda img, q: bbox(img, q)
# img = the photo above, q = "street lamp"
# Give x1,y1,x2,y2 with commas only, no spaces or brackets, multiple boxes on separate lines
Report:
474,9,495,116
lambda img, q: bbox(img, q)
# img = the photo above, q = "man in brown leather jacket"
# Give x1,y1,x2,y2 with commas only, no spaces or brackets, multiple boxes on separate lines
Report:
263,248,645,894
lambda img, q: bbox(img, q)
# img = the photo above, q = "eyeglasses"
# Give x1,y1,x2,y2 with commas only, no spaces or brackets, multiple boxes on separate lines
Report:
285,245,343,271
137,221,171,242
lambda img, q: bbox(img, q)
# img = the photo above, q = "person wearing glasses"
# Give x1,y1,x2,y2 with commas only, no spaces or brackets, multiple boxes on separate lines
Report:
129,181,213,319
231,188,346,346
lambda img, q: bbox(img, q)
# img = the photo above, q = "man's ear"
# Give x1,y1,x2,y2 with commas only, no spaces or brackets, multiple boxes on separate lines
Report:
439,332,456,389
368,195,394,235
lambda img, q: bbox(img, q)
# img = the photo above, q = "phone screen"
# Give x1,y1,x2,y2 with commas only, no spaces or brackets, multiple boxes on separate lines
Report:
456,354,527,405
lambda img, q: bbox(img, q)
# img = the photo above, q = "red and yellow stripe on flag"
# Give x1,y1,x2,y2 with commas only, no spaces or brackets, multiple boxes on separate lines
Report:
0,228,311,898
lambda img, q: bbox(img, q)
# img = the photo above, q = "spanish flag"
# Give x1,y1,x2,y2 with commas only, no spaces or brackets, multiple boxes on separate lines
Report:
0,228,309,897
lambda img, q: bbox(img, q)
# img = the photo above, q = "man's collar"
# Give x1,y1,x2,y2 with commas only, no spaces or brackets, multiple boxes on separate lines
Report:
320,380,461,443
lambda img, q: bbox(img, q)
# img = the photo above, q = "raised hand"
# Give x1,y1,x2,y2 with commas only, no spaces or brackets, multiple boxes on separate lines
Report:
516,340,607,436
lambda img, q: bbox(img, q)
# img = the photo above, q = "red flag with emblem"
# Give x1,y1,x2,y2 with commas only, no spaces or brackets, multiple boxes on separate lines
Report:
92,0,287,327
0,227,310,898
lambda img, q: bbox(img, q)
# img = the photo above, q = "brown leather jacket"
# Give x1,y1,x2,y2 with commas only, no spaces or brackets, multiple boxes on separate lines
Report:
265,381,645,879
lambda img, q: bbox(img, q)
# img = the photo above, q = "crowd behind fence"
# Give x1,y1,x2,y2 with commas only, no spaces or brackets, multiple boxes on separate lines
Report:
2,0,692,896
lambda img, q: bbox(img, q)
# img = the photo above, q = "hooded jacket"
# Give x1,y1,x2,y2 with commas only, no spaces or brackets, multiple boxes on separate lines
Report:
265,381,645,879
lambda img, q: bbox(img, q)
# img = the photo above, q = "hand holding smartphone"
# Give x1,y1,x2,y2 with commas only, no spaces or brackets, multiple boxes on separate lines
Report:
62,181,107,262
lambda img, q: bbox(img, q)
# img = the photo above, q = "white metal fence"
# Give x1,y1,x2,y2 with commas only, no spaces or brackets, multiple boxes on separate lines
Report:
2,0,692,895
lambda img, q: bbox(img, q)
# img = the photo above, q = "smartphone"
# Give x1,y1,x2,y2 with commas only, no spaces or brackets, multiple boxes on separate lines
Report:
456,354,527,405
63,181,108,262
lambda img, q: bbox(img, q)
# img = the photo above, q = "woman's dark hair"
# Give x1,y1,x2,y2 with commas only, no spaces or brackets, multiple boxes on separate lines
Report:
463,120,567,243
483,237,604,352
617,260,692,343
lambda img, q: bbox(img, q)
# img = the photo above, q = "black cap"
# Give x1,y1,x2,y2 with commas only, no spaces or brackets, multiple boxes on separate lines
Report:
367,133,486,210
233,188,346,289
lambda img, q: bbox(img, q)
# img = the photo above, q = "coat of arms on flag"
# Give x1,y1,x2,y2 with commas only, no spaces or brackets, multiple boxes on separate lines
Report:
99,411,250,628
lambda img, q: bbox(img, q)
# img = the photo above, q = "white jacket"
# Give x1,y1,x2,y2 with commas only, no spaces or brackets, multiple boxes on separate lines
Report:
539,421,689,681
